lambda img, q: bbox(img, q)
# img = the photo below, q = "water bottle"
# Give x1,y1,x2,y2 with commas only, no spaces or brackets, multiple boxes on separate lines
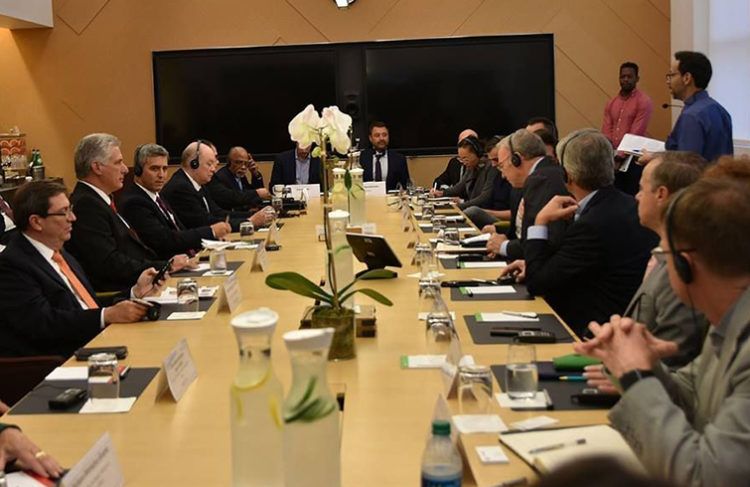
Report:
421,420,462,487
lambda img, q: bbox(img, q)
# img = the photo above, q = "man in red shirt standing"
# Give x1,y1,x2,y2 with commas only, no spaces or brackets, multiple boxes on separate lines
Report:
602,62,654,195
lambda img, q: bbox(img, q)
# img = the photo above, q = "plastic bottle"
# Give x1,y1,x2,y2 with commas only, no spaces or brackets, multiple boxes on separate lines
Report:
420,420,462,487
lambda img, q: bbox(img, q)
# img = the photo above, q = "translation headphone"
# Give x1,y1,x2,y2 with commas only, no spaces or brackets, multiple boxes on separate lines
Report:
133,144,146,177
190,140,202,170
558,130,590,184
665,188,693,284
458,136,483,158
507,132,522,168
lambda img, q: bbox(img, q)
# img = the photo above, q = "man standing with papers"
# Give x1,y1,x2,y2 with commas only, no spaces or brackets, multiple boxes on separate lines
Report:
575,176,750,486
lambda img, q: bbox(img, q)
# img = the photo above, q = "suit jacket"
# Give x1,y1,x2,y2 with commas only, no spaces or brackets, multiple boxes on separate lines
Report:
66,182,164,292
442,161,497,210
161,169,248,232
610,286,750,487
614,158,643,196
505,157,569,261
433,157,463,188
214,164,264,191
269,150,321,189
360,148,411,192
119,183,213,259
206,166,263,211
0,234,123,357
524,186,658,336
624,260,709,368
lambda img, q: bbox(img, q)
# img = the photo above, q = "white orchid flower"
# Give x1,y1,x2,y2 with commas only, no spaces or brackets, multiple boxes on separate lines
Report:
288,104,322,149
321,106,352,154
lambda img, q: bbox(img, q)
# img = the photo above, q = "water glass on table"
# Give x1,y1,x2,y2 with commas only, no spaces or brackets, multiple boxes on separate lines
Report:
505,342,539,399
87,352,120,400
209,249,227,273
457,364,493,414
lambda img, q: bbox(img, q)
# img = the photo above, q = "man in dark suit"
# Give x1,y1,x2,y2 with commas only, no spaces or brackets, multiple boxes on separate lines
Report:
0,180,162,358
162,141,273,232
485,129,569,261
0,194,16,246
433,128,477,189
269,143,321,189
65,133,190,292
120,143,231,259
503,129,658,336
360,121,411,191
208,146,269,211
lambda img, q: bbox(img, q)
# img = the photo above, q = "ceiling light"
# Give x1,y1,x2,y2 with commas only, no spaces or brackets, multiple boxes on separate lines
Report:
334,0,356,9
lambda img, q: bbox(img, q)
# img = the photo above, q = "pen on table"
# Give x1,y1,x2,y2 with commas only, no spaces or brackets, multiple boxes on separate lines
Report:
528,438,586,455
558,375,586,382
489,476,528,487
501,310,538,319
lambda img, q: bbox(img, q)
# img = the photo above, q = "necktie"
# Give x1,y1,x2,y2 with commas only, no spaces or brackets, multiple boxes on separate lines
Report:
374,152,383,182
515,198,525,240
236,177,243,190
0,196,13,222
155,195,179,230
51,251,99,309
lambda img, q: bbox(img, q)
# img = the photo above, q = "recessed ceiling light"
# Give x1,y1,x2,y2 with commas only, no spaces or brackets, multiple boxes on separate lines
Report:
334,0,356,9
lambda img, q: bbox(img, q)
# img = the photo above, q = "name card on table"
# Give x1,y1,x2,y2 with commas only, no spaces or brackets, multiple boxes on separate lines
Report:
250,244,269,272
217,272,242,314
60,432,124,487
286,183,321,198
157,339,198,402
363,181,386,196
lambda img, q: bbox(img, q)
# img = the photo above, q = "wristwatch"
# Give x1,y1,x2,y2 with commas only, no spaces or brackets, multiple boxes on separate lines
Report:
618,369,655,392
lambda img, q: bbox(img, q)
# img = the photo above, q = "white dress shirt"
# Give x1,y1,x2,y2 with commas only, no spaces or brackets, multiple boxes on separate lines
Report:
184,171,210,212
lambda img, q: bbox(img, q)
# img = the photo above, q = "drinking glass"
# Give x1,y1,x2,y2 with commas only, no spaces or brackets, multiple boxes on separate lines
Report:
239,221,255,240
414,243,437,281
443,227,460,246
209,249,227,273
87,353,119,399
177,278,199,312
457,364,493,414
505,342,538,399
432,215,447,234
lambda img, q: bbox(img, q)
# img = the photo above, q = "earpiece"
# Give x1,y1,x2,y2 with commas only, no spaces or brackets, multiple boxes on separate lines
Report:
507,133,522,168
459,136,483,158
133,144,145,177
190,140,202,170
665,189,693,284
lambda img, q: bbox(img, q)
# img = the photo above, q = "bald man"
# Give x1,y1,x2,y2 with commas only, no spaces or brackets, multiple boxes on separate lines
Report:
214,146,268,195
433,129,478,189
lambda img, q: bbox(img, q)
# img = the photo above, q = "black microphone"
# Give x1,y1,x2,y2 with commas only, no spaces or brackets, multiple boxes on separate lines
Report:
662,102,683,109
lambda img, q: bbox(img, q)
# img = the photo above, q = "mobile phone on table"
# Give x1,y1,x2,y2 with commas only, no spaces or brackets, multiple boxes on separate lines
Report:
74,346,128,361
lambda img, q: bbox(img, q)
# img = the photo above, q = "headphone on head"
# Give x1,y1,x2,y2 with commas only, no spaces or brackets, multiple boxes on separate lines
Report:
665,188,693,284
133,144,145,177
458,136,483,158
558,130,591,184
507,132,522,168
190,140,202,170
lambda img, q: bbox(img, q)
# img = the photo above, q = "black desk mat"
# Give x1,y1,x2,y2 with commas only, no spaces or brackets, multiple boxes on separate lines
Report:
9,367,160,415
173,260,244,277
440,257,506,270
449,285,533,301
465,314,574,344
492,362,613,410
158,297,216,320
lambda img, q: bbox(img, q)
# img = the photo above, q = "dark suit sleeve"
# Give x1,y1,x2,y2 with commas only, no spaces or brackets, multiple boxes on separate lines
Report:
0,258,101,350
397,153,410,189
521,172,570,249
68,200,159,287
524,220,604,296
433,158,456,188
458,168,497,210
206,179,261,211
442,174,468,198
120,197,212,258
269,155,285,190
164,183,215,230
250,172,264,189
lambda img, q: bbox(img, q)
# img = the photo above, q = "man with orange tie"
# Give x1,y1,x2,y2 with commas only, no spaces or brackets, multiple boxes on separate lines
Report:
65,133,191,292
0,181,165,358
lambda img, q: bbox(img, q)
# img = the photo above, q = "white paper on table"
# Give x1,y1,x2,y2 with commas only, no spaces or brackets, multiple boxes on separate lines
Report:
475,445,510,464
510,415,560,431
5,472,49,487
45,366,88,381
202,270,234,277
401,355,446,368
231,242,258,250
189,263,211,272
437,253,458,259
477,312,539,322
616,133,665,155
461,233,491,244
495,391,551,409
418,223,432,228
458,227,475,232
407,272,445,279
452,414,509,434
286,183,321,198
200,239,234,250
79,397,137,414
461,286,516,295
418,311,456,321
445,215,464,222
435,243,485,253
166,311,206,320
363,181,386,196
459,261,507,269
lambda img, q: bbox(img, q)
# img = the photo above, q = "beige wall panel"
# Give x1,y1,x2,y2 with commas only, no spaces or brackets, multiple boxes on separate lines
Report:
0,0,669,189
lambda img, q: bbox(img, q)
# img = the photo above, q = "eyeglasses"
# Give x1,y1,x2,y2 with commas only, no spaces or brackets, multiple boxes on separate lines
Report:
651,246,695,264
45,205,75,218
229,159,252,166
665,71,681,81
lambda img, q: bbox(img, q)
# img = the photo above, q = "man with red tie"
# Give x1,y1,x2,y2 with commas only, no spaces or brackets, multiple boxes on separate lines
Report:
65,133,191,292
0,181,165,358
120,143,231,259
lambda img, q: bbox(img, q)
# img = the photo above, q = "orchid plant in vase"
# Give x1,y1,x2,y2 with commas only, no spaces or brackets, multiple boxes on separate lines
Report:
266,104,391,360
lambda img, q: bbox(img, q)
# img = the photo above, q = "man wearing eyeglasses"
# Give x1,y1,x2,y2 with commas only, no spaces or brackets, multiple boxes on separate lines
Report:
0,181,165,358
214,146,267,194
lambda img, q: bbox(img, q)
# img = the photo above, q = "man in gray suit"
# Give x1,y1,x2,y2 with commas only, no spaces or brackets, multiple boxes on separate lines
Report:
576,176,750,487
623,151,709,368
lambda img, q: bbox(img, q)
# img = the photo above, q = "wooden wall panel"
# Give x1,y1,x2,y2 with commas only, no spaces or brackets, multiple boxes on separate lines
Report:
0,0,670,188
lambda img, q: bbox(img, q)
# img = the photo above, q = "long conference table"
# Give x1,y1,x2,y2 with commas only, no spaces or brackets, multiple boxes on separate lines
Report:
8,196,609,486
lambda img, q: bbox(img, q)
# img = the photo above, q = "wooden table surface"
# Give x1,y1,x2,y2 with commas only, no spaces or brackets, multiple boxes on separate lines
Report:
7,196,607,486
